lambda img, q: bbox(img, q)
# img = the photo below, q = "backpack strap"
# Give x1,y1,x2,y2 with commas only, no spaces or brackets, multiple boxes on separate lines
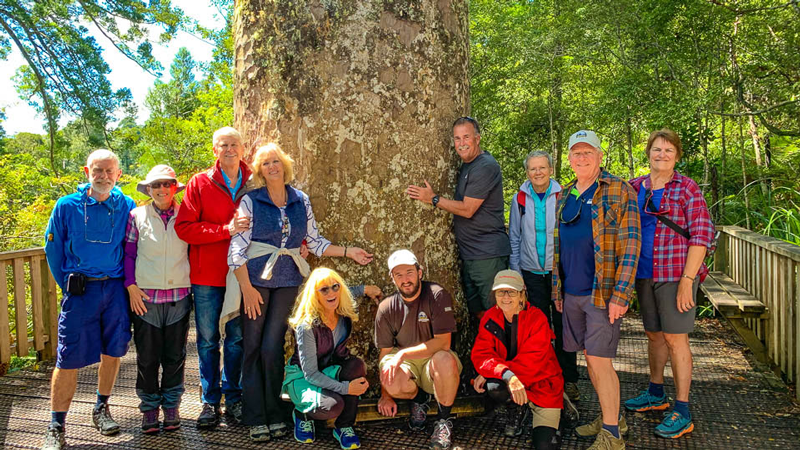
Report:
517,191,526,216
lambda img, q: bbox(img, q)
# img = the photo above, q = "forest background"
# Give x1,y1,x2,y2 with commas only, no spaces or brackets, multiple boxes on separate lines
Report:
1,0,798,251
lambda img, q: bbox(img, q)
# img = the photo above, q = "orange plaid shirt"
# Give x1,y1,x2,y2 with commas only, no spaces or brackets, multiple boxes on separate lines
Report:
551,169,642,308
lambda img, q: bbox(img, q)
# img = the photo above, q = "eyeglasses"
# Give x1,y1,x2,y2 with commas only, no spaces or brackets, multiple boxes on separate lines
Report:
643,189,668,216
495,289,520,298
84,199,115,244
150,180,177,189
318,283,341,295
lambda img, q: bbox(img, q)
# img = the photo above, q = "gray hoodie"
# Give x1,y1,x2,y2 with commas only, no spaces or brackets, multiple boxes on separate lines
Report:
509,178,562,273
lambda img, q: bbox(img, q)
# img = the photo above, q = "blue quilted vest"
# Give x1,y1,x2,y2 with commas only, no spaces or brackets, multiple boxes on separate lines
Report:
246,186,308,288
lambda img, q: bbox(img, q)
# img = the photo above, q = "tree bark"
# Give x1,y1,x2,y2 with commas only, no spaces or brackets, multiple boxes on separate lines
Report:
233,0,470,393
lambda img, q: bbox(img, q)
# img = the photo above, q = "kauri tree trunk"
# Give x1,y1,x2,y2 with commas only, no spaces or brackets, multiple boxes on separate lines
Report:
233,0,470,394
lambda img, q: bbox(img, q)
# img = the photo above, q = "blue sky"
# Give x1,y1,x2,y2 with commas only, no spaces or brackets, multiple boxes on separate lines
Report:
0,0,225,136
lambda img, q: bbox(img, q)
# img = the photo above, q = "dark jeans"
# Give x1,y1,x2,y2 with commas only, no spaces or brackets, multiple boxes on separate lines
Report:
192,284,243,407
522,272,578,384
462,256,510,313
242,285,298,426
304,358,366,428
131,301,191,412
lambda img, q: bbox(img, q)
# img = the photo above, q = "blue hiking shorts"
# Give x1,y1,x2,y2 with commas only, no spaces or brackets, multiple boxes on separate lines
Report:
56,277,132,369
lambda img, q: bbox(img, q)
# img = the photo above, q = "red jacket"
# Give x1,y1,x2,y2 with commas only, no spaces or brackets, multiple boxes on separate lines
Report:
175,160,252,286
471,305,564,409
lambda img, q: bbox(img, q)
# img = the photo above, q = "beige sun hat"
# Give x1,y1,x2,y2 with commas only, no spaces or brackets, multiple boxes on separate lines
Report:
491,269,525,292
136,164,186,197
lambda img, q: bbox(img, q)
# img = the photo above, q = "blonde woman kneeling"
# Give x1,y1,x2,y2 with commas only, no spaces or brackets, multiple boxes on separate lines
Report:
283,268,368,449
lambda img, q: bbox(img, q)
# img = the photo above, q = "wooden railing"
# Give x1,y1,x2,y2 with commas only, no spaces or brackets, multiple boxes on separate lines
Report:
0,247,58,365
714,225,800,396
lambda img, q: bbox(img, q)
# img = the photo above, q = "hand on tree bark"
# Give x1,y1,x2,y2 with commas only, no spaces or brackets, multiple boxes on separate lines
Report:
406,180,435,204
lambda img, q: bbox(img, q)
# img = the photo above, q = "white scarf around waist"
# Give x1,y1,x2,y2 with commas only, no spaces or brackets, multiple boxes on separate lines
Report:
220,241,311,336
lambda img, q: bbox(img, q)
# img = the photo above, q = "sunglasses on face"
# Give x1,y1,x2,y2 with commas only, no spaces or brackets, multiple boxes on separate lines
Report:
318,283,341,295
150,180,177,189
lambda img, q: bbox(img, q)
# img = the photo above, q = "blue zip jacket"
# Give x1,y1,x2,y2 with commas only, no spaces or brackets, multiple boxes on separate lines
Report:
509,179,561,273
44,183,136,290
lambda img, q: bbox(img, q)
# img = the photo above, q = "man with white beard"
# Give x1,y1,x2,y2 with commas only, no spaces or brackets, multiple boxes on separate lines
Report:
42,149,136,450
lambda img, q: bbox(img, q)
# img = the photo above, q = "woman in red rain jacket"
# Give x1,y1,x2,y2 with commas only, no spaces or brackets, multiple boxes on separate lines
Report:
471,269,567,449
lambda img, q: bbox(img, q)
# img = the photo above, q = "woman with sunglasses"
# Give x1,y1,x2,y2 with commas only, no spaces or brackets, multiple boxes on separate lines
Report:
282,268,368,449
124,165,191,434
472,270,565,450
227,143,373,442
625,129,714,439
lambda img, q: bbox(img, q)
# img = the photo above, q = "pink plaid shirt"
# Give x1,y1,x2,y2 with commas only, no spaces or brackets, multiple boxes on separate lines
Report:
629,172,715,282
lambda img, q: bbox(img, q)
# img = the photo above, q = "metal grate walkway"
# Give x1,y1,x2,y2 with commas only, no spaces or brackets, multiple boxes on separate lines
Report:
0,314,798,449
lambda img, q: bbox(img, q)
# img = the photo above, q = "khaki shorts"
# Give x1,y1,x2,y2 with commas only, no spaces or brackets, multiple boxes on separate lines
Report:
530,404,561,429
379,348,463,395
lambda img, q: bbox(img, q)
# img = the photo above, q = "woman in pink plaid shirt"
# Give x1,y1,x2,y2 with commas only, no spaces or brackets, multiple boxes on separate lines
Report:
626,129,715,440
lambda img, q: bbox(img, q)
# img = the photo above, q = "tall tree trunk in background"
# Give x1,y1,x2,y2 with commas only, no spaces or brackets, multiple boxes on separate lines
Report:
738,112,751,229
625,114,634,180
719,100,726,221
233,0,470,391
550,1,563,180
748,112,768,196
698,109,709,189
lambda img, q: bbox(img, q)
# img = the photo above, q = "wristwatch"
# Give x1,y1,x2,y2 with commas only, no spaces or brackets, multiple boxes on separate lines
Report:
432,195,440,208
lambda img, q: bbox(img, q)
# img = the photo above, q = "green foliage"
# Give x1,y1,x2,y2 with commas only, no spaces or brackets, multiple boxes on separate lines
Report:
470,0,800,242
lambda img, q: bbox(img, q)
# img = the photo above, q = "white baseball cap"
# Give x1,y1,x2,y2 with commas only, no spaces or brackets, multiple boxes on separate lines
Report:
568,130,602,150
387,249,418,273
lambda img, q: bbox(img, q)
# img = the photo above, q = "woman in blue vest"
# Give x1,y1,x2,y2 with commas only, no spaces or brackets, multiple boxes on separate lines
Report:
228,143,373,442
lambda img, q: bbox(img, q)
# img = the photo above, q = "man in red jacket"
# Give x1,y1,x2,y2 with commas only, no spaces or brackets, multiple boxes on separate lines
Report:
472,270,572,449
175,126,252,428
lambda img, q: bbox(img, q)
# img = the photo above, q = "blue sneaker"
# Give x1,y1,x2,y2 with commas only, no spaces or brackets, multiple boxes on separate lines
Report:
655,411,694,439
333,427,361,449
624,390,669,412
293,410,314,443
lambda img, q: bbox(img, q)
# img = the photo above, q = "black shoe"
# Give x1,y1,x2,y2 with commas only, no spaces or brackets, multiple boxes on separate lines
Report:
92,403,121,436
409,394,431,431
504,404,529,437
429,418,453,449
197,403,220,429
225,401,243,424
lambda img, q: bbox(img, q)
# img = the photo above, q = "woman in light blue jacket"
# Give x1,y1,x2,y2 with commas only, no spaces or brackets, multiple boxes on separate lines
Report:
508,150,579,402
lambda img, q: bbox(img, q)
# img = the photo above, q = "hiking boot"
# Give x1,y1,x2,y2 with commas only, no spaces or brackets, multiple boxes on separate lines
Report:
249,425,270,442
141,408,160,434
269,421,289,438
409,395,431,430
196,403,220,429
429,418,453,449
654,411,694,439
624,389,669,412
586,428,625,450
575,413,628,437
293,410,315,443
225,400,243,424
333,426,361,449
562,393,580,423
92,403,121,436
504,404,529,437
163,407,181,431
41,425,66,450
564,382,581,402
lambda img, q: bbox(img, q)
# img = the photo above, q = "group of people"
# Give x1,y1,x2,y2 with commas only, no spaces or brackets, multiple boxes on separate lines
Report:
40,116,713,450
